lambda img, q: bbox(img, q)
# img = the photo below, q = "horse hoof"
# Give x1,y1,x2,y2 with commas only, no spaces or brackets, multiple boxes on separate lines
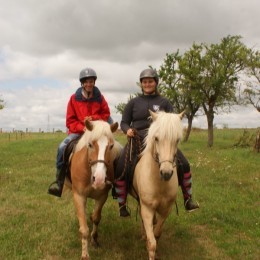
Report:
81,256,89,260
155,253,161,260
91,238,100,248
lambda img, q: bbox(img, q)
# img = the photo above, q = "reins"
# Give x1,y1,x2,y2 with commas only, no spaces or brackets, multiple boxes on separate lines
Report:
114,129,142,182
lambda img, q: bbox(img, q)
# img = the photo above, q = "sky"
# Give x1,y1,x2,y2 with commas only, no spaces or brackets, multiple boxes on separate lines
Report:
0,0,259,132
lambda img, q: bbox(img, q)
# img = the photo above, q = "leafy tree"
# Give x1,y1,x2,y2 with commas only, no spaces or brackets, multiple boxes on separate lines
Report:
0,95,4,110
159,51,184,111
115,93,138,115
200,35,249,147
159,49,202,141
243,49,260,112
177,44,204,141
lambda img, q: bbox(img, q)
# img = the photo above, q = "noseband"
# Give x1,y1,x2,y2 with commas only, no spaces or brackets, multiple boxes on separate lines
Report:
153,152,177,168
89,160,109,168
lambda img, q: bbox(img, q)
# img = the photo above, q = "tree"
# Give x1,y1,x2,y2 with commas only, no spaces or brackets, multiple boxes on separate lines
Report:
178,44,204,141
115,93,138,115
243,49,260,112
159,49,202,141
159,51,185,112
0,95,4,110
199,35,249,147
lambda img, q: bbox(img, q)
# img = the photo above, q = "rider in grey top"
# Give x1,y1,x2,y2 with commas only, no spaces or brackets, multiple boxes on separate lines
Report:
115,68,199,217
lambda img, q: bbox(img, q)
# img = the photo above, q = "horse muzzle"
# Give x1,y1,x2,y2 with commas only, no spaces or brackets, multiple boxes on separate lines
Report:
92,176,111,189
160,170,174,181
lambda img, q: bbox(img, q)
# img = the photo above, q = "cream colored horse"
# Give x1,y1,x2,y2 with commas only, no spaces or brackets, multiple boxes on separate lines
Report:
130,110,184,260
69,120,122,260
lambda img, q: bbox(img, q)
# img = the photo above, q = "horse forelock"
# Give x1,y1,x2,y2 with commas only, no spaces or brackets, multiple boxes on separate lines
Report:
143,112,183,154
76,121,114,152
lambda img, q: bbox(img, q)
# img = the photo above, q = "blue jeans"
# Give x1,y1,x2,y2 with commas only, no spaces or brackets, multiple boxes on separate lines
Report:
56,133,80,170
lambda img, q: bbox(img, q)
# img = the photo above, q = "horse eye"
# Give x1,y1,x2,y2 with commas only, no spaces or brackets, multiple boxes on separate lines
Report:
110,144,114,150
155,137,159,142
88,143,93,148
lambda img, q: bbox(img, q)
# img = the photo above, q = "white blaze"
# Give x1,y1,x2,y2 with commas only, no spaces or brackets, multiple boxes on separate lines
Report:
92,135,108,189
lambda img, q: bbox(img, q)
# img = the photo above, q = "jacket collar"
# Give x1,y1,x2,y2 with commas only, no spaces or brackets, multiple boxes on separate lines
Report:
75,86,102,102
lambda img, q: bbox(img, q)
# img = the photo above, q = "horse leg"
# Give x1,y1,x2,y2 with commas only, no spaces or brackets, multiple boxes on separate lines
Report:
153,214,166,241
90,194,108,247
73,192,89,260
141,205,157,260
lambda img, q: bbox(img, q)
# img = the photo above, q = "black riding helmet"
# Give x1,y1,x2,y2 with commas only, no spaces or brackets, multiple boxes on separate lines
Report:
139,68,159,85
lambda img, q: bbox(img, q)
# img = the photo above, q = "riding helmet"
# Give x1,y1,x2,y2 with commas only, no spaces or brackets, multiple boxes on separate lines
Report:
139,68,159,84
79,68,97,82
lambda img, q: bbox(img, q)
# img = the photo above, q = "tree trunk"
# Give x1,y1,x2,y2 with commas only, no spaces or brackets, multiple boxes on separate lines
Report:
206,110,214,147
184,116,193,142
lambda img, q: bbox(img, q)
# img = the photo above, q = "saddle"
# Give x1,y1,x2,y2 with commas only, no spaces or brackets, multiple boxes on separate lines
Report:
61,135,82,182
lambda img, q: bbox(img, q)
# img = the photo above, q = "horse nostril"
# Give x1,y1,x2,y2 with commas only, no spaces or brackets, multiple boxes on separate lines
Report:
161,171,173,181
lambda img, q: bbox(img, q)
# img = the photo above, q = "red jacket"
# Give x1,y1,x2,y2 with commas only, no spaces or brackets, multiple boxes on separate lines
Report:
66,86,110,134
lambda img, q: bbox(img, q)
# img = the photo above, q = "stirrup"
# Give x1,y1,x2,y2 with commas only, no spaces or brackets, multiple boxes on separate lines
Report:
119,205,130,217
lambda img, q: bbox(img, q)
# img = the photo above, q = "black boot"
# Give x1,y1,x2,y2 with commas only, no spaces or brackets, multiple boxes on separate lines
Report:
119,203,130,217
184,198,199,212
48,169,64,197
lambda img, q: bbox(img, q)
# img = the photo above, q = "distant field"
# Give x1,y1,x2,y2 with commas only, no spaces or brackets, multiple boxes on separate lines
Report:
0,129,259,260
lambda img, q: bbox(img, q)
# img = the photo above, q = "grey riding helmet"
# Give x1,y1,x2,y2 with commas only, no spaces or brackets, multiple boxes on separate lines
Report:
79,68,97,82
139,69,159,84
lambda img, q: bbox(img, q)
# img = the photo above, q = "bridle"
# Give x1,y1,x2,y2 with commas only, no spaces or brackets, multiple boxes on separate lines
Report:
153,149,177,168
89,159,112,186
89,159,109,168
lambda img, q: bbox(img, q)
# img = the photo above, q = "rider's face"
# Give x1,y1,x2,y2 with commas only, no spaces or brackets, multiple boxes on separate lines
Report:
82,78,95,92
141,78,157,95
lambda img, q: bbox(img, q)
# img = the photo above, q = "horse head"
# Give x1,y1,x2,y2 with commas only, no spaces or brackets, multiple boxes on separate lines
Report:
146,110,184,181
83,120,119,190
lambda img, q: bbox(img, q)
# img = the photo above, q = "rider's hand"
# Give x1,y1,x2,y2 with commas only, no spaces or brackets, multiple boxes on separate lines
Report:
126,128,135,137
85,116,92,121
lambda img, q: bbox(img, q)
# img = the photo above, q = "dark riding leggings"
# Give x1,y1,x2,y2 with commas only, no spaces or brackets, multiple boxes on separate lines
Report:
114,143,192,205
115,144,190,186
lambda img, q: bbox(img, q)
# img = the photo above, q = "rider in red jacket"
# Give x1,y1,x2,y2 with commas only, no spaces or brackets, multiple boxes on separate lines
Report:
48,67,111,197
66,85,110,134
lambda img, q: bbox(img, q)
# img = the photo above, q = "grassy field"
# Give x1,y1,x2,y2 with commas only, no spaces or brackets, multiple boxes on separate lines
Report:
0,129,259,260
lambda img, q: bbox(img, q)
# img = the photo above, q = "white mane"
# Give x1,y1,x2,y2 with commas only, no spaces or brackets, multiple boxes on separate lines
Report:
142,111,183,154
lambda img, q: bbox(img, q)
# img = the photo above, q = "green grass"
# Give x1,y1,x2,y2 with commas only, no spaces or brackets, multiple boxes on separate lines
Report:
0,129,259,260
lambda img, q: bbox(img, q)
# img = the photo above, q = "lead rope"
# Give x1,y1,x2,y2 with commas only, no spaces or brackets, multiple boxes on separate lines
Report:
114,129,142,182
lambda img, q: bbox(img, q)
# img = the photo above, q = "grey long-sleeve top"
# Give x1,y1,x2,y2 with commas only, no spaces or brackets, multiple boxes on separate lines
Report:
120,94,173,139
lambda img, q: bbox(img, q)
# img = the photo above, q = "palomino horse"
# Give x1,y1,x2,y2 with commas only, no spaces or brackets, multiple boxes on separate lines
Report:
130,110,184,260
69,120,121,260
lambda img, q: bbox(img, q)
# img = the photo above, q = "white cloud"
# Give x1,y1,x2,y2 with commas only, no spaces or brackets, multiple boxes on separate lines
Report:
0,0,259,132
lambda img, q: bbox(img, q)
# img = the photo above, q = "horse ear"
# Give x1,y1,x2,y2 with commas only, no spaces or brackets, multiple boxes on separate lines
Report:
179,111,186,120
110,122,118,133
85,120,93,131
149,109,158,121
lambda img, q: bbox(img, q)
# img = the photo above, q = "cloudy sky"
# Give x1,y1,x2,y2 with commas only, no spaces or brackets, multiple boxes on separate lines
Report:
0,0,259,132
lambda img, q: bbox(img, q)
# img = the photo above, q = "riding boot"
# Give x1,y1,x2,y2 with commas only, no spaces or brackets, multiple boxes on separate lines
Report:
48,169,65,197
115,180,130,217
181,172,199,212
